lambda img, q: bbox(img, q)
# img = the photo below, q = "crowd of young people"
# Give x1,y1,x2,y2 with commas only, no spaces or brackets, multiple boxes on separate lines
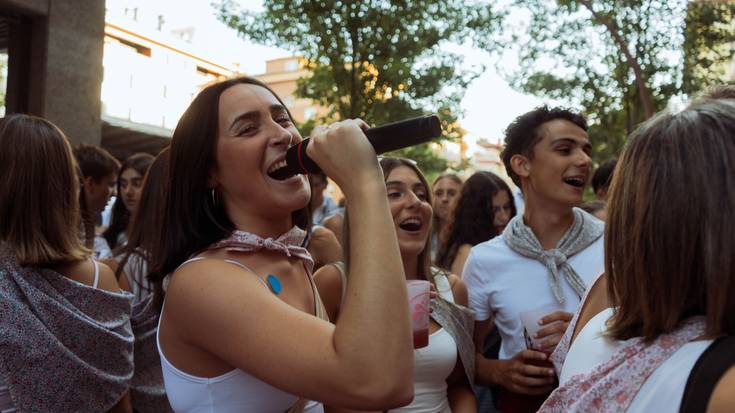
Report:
1,77,733,413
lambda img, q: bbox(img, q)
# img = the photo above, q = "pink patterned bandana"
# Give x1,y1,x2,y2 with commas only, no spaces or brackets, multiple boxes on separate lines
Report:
540,314,706,413
207,226,314,273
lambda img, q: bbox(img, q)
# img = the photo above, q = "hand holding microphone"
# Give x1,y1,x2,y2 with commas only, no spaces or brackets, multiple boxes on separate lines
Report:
268,115,442,180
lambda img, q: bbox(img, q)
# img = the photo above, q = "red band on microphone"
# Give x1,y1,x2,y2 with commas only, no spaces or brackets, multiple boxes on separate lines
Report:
297,141,307,174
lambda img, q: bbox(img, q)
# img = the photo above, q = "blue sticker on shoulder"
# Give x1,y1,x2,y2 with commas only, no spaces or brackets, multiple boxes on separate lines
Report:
266,274,282,295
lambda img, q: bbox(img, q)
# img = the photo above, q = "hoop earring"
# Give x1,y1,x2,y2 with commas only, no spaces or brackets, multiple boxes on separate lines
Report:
210,188,219,207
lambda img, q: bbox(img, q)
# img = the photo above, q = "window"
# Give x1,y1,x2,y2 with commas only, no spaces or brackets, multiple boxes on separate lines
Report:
284,59,299,72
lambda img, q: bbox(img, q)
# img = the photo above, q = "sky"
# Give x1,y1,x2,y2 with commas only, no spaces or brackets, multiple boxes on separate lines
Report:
111,0,548,149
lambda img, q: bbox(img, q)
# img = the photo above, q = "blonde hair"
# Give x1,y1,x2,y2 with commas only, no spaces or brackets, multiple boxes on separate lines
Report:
0,114,88,265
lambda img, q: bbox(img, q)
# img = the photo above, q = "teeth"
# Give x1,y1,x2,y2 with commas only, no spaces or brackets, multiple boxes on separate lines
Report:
267,160,287,174
401,218,421,225
563,177,585,187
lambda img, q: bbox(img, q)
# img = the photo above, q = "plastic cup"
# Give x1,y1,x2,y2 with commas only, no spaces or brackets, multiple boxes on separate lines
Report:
407,280,431,349
520,304,563,353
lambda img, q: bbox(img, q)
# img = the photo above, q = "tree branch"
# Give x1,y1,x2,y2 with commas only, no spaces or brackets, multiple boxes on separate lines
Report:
577,0,654,118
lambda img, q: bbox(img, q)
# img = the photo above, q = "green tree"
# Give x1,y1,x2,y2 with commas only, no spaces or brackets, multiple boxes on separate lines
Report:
683,2,735,95
487,0,734,163
215,0,497,175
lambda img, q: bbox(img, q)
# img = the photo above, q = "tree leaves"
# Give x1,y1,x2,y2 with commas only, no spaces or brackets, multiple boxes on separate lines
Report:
492,0,734,163
215,0,497,176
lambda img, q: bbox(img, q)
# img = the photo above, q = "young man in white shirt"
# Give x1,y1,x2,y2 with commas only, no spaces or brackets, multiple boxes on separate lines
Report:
463,106,604,412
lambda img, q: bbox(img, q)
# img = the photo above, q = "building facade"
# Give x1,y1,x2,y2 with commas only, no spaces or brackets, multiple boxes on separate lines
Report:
0,0,242,157
255,56,328,124
100,4,236,158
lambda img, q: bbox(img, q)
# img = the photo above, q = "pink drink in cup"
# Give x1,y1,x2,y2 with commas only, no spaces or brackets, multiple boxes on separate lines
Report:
406,280,431,349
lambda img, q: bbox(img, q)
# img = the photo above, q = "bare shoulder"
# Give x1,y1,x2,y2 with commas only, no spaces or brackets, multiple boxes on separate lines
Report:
456,244,473,255
314,262,343,286
707,365,735,413
571,273,609,343
312,225,333,239
95,261,123,293
447,273,469,307
165,258,267,303
322,214,344,245
322,213,343,230
163,258,284,336
447,272,461,288
97,257,132,291
314,263,344,322
450,244,473,276
57,259,121,293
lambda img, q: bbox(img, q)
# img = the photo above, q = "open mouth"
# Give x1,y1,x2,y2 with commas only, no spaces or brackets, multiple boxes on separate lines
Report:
398,218,422,232
267,159,289,179
562,176,586,188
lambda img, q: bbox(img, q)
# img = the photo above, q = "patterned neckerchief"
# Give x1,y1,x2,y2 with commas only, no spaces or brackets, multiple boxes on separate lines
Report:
207,226,314,273
542,289,706,413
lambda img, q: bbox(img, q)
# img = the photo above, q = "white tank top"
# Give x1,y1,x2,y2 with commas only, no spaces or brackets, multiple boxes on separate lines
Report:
390,271,457,413
158,258,324,413
560,308,713,412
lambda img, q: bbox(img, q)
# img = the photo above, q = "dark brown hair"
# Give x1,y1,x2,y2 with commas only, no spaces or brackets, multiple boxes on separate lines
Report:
501,106,588,187
150,76,309,281
435,171,515,270
343,157,433,281
591,159,617,195
606,99,735,342
73,144,120,248
103,152,155,250
0,114,88,265
117,148,170,307
74,143,120,181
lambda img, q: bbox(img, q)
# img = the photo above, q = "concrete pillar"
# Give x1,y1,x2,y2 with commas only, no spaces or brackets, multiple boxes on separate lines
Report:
1,0,106,145
41,0,106,145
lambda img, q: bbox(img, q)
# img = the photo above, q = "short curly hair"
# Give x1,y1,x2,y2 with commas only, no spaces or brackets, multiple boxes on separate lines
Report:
74,143,120,181
501,106,588,187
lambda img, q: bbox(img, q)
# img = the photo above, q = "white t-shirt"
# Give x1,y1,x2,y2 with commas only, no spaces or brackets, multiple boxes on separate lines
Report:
463,234,604,360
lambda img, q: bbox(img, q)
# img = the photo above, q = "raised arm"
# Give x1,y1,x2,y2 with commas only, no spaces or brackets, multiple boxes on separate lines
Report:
310,119,414,405
162,120,413,411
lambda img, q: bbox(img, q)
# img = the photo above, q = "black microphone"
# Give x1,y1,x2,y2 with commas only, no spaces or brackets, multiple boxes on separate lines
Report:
269,115,442,180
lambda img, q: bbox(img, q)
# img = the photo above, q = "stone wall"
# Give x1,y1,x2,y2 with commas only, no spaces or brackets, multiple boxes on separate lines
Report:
1,0,105,145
